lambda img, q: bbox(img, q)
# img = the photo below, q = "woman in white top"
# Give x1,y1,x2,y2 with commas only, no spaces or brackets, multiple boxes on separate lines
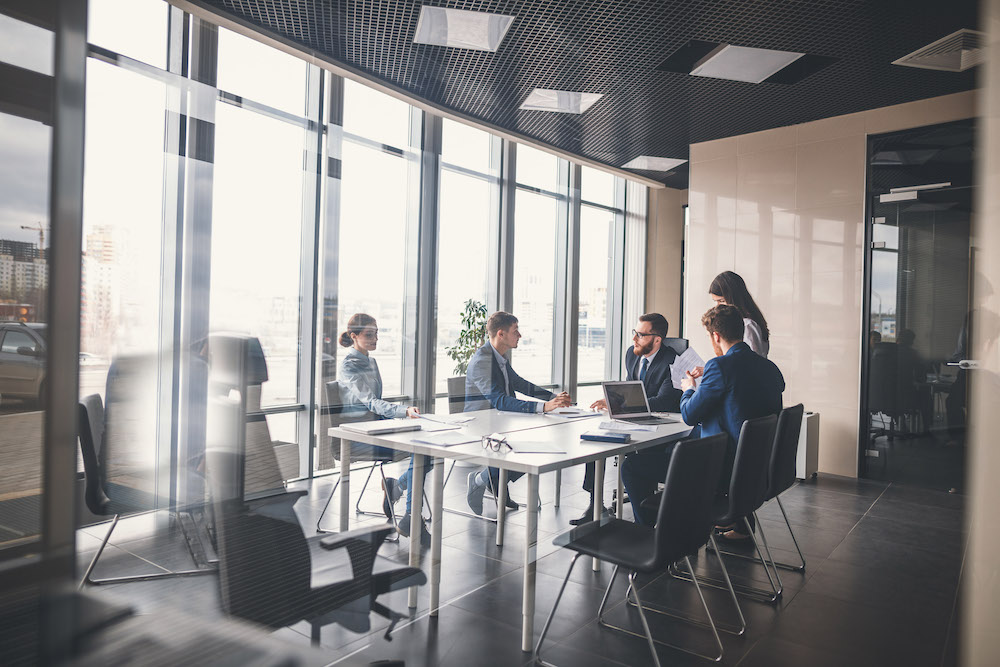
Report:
709,271,770,357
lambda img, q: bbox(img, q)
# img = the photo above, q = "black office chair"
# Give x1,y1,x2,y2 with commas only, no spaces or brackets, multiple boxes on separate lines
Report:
663,414,782,603
315,381,428,539
535,434,731,667
660,337,689,356
711,405,806,572
78,394,214,587
206,450,425,644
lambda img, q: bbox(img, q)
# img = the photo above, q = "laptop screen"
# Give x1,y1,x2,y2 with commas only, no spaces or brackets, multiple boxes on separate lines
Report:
603,381,650,416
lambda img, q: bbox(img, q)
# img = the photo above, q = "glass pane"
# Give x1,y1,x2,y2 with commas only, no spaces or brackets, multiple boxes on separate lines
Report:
581,165,616,207
0,13,54,75
512,190,559,385
88,0,169,70
516,144,562,192
0,111,50,550
337,140,412,397
436,169,492,394
211,103,305,408
441,118,491,173
217,28,308,117
578,205,614,382
83,59,177,524
342,79,411,149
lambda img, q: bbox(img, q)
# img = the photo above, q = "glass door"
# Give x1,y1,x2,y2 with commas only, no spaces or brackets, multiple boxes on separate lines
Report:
861,120,975,492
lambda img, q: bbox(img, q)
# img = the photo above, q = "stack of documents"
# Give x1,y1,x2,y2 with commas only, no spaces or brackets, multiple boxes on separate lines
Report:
549,407,599,419
599,420,657,432
670,347,705,390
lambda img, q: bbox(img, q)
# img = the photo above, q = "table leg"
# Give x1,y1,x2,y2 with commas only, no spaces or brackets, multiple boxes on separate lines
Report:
593,458,605,571
496,468,508,547
616,455,625,519
339,439,351,532
522,473,539,653
429,457,444,616
408,455,424,609
554,469,561,507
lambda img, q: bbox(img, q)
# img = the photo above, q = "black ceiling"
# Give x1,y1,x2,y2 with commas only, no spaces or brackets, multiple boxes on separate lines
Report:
192,0,979,188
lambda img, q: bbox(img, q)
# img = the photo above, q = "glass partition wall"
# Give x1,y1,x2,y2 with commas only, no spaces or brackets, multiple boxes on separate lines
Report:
58,0,650,506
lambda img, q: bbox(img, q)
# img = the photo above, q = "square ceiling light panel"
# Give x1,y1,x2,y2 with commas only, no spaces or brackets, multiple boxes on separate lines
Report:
691,44,804,83
413,6,515,52
621,156,688,171
520,89,604,114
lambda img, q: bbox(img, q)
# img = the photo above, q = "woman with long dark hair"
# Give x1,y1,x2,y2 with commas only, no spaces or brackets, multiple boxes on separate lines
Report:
339,313,427,544
708,271,770,357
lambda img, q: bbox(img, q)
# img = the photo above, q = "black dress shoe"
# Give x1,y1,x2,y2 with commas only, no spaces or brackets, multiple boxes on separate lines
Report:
504,497,519,510
568,506,611,526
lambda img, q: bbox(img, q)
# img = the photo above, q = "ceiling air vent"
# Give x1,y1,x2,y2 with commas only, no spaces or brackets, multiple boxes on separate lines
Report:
893,29,986,72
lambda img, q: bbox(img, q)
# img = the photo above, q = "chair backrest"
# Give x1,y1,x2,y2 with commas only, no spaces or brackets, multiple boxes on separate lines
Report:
446,375,467,415
725,414,778,519
206,450,313,628
649,433,728,569
661,337,689,357
766,404,804,499
78,394,110,515
324,380,402,463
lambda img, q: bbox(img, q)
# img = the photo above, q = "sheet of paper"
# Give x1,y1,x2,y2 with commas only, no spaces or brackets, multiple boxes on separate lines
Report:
412,432,479,446
670,346,705,390
599,420,657,432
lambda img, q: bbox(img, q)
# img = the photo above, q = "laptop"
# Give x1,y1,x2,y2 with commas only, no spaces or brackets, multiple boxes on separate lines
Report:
340,418,422,436
602,380,678,425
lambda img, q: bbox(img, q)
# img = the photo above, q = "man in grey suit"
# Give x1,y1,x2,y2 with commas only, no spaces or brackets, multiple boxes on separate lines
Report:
464,311,571,514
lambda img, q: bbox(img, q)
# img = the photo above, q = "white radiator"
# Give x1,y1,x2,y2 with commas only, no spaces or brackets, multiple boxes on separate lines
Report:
796,411,820,480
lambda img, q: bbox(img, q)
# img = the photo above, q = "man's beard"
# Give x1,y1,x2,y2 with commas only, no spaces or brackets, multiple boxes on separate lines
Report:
633,339,653,356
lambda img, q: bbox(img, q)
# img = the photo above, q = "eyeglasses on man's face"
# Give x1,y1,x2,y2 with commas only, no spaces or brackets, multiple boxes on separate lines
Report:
481,434,511,452
632,329,658,339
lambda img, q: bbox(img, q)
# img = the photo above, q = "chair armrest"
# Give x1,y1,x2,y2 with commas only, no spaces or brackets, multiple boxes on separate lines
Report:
320,524,397,586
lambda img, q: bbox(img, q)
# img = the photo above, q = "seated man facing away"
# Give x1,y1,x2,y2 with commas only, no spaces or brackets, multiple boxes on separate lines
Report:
465,311,571,514
575,313,681,526
622,304,784,535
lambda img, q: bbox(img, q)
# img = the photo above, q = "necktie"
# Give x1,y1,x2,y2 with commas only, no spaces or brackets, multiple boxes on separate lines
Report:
639,357,648,382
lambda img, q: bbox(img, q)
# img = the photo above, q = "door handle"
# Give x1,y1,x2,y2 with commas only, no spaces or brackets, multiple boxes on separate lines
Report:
946,360,980,370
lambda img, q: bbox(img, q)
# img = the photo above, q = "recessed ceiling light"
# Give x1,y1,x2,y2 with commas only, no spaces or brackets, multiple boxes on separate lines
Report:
690,44,804,83
412,6,515,52
621,156,687,171
520,89,603,114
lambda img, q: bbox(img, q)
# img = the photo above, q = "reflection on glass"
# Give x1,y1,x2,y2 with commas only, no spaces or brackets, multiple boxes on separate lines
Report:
512,189,559,384
0,13,54,75
516,144,561,192
88,0,169,70
436,169,491,392
217,28,308,116
342,79,411,149
441,118,491,173
0,109,50,548
580,165,616,208
211,103,305,408
337,140,411,397
578,205,613,382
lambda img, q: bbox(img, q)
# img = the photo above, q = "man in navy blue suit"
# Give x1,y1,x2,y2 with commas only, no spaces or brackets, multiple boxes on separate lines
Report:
572,313,682,525
624,304,784,530
464,311,571,514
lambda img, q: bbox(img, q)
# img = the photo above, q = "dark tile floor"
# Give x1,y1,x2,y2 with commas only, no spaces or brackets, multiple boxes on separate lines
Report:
77,465,967,666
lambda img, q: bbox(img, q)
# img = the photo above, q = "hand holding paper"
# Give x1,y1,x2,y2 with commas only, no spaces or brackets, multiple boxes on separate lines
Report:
670,346,705,390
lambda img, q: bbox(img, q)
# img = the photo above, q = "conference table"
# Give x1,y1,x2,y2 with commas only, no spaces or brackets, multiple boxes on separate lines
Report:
328,408,692,652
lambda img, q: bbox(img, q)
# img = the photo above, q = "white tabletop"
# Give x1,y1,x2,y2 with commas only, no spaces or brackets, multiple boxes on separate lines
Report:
328,408,692,475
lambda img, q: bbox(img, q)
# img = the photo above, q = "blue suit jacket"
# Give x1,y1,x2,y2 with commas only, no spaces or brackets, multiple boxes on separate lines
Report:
625,346,682,412
680,342,784,457
464,342,555,413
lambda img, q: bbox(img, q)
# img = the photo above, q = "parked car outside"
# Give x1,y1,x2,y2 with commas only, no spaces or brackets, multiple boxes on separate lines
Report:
0,322,46,408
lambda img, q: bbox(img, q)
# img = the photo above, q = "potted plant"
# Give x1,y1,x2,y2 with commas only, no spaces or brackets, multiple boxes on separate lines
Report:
444,299,487,411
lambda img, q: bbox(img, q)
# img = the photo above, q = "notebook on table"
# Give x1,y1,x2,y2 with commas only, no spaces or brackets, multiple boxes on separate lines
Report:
602,380,678,426
340,419,422,436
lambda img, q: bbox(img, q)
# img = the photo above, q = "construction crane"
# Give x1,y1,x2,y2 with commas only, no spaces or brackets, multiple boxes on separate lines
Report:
20,222,44,259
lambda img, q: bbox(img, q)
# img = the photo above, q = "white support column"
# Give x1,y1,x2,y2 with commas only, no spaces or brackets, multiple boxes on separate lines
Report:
338,439,350,532
408,455,425,608
429,457,444,615
593,458,605,571
496,468,508,546
522,473,539,652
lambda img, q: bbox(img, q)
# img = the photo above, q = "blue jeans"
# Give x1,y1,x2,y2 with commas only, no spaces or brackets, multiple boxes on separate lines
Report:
398,455,431,513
